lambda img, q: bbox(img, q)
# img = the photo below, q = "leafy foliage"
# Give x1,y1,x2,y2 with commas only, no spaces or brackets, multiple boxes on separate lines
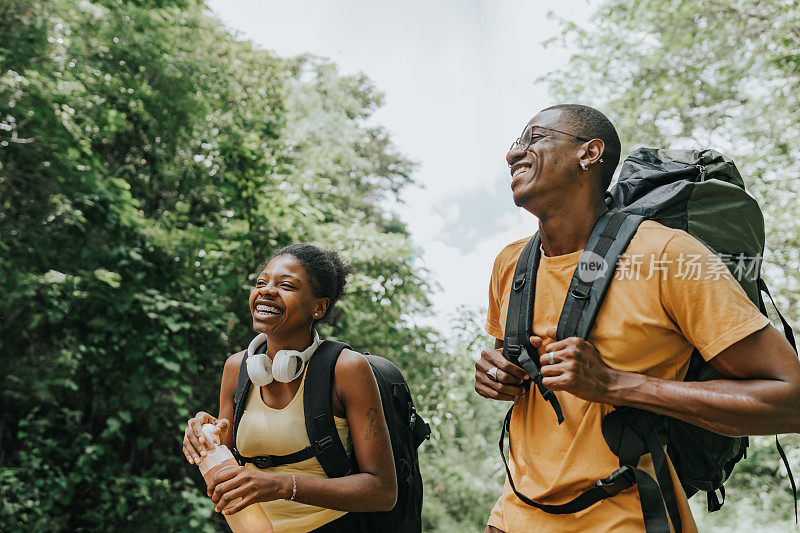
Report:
0,1,460,530
415,308,507,532
543,0,800,528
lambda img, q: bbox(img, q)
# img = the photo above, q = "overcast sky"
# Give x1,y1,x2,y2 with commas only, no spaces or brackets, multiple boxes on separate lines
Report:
207,0,595,331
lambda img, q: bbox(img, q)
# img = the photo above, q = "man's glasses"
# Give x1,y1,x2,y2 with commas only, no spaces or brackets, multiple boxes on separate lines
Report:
510,124,593,152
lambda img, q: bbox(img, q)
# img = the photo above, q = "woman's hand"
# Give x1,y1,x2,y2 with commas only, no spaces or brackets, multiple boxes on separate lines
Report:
182,411,230,465
208,466,289,514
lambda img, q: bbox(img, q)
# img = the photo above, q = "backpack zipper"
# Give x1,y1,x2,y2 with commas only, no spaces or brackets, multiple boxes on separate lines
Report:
696,164,706,181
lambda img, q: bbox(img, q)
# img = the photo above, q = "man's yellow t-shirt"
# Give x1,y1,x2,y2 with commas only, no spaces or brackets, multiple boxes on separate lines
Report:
485,220,770,532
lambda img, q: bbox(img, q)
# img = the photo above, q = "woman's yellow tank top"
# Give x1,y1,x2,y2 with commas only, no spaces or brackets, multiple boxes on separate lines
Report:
236,365,353,532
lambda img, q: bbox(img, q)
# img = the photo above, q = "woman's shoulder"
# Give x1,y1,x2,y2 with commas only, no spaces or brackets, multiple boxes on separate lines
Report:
223,350,247,379
334,348,371,373
219,350,247,405
333,348,375,389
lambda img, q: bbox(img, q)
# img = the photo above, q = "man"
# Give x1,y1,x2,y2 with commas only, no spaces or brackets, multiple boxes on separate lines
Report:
475,104,800,532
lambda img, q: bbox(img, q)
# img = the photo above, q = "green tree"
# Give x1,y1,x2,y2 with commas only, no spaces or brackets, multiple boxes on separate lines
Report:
0,1,442,530
415,308,507,532
0,0,290,529
544,1,800,529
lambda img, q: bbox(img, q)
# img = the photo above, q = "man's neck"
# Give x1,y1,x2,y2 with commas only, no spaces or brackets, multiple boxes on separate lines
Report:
537,202,607,257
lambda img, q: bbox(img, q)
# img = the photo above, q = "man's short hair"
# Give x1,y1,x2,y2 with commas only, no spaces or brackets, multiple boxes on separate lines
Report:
542,104,621,191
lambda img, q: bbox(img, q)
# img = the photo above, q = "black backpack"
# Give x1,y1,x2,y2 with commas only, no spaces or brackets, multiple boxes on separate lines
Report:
501,148,797,533
231,340,430,533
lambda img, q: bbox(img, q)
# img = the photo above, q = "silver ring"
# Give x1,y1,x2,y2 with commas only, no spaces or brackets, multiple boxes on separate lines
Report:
487,366,499,382
547,353,555,365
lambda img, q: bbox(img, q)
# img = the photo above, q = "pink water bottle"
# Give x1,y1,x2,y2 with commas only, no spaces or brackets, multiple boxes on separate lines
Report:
198,423,274,533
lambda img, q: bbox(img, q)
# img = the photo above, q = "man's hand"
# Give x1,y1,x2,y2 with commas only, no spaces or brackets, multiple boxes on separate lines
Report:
475,343,531,401
539,327,618,403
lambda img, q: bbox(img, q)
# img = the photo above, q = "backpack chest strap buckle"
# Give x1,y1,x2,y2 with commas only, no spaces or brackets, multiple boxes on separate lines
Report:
595,465,636,496
252,455,276,469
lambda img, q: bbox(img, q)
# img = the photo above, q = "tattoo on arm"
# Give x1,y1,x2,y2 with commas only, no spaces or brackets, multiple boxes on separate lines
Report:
363,407,381,441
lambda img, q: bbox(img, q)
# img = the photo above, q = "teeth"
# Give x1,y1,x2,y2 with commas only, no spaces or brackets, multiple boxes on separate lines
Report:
513,166,529,178
256,305,281,314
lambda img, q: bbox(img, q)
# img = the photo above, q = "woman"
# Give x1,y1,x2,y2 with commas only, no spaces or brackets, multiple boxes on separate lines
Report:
182,244,397,532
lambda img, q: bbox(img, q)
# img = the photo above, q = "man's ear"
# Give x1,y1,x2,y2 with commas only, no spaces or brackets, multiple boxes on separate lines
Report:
579,139,605,169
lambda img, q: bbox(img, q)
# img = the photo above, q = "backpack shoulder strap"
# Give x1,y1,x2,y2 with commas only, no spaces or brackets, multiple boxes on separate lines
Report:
757,277,797,352
757,278,798,522
503,233,539,362
557,211,645,340
503,232,564,424
303,340,356,478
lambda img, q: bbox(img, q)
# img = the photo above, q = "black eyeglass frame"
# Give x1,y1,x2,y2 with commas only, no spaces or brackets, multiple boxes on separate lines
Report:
510,124,593,152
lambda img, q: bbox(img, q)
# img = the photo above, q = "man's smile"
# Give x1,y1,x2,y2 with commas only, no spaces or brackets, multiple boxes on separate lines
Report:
509,161,531,179
510,159,534,191
511,165,530,180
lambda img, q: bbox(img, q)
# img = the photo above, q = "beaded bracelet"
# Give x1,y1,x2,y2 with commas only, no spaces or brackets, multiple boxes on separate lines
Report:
289,473,297,501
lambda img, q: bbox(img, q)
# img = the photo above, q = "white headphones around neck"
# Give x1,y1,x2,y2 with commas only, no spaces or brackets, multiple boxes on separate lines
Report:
246,332,320,385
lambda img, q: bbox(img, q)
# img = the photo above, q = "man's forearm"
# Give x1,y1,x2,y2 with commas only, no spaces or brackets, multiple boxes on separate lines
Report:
605,370,800,436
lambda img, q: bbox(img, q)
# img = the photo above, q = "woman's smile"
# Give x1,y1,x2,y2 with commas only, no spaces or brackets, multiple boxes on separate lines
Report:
252,301,284,319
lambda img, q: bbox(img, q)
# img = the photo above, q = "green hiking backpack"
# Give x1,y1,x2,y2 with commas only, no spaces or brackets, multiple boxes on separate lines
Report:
500,148,797,533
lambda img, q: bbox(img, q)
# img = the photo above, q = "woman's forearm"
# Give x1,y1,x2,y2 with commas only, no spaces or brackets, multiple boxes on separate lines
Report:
276,471,397,512
605,370,800,436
